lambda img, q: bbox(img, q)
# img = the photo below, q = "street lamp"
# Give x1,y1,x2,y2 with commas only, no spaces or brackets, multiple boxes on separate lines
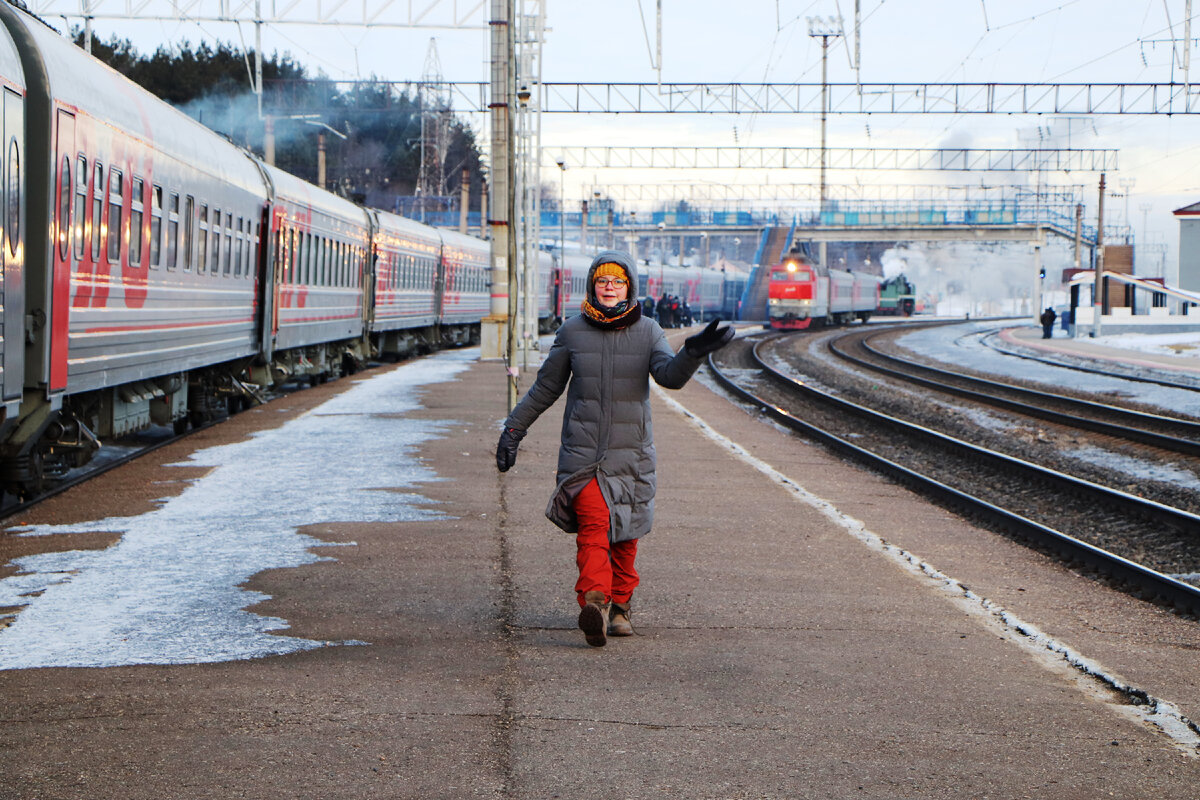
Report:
555,159,566,257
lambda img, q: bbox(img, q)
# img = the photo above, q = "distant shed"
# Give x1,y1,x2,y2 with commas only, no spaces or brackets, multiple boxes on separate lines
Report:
1173,201,1200,292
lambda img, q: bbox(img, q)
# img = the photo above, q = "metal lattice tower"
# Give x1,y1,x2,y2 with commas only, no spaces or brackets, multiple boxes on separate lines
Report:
418,38,453,204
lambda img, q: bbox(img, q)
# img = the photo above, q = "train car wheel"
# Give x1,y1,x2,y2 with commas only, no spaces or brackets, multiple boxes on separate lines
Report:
173,417,189,435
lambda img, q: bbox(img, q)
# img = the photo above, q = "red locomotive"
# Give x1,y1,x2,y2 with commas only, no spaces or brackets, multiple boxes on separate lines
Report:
767,249,879,329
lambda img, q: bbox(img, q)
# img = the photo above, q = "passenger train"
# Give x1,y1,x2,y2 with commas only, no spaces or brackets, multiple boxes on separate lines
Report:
0,2,748,496
766,249,880,330
551,253,746,323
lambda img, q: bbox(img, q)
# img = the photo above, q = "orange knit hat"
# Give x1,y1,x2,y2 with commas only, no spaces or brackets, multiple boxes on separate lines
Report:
593,262,629,282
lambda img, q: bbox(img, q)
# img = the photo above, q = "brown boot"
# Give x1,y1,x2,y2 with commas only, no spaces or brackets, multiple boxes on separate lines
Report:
578,590,609,647
608,601,633,636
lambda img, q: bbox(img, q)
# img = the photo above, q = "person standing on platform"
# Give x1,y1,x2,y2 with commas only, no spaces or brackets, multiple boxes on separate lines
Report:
1040,307,1057,339
494,250,734,648
656,293,674,328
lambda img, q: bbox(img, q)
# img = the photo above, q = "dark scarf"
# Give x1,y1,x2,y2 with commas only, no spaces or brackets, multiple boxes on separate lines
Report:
580,297,642,330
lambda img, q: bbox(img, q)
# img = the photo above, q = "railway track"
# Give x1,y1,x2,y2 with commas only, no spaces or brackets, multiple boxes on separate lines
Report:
830,326,1200,458
708,332,1200,616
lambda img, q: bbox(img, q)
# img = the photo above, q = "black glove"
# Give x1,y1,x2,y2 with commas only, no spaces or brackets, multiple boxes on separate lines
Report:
684,319,735,358
495,426,526,472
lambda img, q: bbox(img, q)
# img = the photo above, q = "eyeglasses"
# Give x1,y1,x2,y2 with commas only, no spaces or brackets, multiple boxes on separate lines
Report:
594,277,628,288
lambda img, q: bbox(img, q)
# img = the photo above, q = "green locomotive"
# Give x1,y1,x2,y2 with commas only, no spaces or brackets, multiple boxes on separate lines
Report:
877,274,917,316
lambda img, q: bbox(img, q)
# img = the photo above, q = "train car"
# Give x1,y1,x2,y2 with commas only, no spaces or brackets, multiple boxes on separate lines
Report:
767,251,879,330
877,274,917,316
552,252,593,320
0,1,277,491
643,262,725,318
0,17,23,451
257,162,370,384
436,227,490,344
364,209,442,357
534,249,554,331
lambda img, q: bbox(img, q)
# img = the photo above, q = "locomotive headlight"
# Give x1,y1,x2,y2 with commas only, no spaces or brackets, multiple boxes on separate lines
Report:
786,261,797,272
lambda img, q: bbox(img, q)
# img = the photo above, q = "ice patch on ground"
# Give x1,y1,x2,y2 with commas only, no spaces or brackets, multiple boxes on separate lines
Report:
0,348,477,669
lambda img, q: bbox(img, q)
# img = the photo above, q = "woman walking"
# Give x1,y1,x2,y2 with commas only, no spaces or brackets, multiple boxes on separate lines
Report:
495,250,734,647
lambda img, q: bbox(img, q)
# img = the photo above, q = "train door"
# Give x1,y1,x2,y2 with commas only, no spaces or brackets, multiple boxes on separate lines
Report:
361,212,377,333
432,239,446,325
0,88,22,405
552,255,563,321
256,202,273,357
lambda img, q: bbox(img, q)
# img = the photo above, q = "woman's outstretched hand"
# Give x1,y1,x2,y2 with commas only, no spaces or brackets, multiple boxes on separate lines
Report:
496,426,526,472
684,319,735,357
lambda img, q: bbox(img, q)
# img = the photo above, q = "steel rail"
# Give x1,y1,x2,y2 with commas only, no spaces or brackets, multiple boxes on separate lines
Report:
705,336,1200,615
826,328,1200,458
984,335,1200,393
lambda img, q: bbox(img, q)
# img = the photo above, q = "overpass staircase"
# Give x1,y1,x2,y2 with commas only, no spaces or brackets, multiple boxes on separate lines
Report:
739,225,793,322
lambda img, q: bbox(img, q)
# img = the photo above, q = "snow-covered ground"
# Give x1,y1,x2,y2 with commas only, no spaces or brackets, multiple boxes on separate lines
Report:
895,321,1200,419
0,349,477,670
1087,331,1200,360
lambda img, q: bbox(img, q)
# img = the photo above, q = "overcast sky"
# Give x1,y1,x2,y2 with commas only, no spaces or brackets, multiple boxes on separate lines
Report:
67,0,1200,269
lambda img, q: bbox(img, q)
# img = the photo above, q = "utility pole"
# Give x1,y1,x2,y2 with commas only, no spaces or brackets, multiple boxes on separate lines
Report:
1073,202,1083,270
482,0,519,412
1092,172,1106,338
1118,176,1135,243
459,167,470,233
807,16,843,220
1187,0,1193,110
1139,201,1153,277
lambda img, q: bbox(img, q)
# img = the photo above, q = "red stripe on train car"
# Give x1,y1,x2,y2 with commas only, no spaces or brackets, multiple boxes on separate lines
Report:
83,316,256,333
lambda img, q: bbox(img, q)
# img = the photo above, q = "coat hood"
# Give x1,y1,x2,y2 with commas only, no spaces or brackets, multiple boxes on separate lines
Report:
587,250,639,297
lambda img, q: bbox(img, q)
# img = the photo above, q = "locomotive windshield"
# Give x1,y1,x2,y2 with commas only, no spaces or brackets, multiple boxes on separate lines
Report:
772,264,812,282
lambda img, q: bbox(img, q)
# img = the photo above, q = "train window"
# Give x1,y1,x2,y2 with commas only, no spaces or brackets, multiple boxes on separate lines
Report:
5,138,17,259
57,155,70,261
129,178,144,266
107,169,123,264
91,164,103,260
166,192,179,270
208,207,220,275
322,237,331,286
234,216,243,277
241,218,249,277
252,222,260,279
182,196,194,271
149,184,162,268
316,236,325,286
325,237,333,286
73,156,86,259
222,212,232,276
197,204,208,273
301,232,310,284
289,228,298,283
288,228,297,283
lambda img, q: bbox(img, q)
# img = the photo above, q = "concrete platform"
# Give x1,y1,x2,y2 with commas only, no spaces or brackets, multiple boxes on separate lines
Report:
1,333,1199,798
1001,325,1200,379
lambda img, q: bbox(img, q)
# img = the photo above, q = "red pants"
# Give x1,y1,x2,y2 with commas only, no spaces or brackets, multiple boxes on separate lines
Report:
573,478,638,607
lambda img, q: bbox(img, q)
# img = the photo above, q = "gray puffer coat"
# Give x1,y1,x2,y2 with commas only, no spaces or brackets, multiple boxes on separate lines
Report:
504,251,703,542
